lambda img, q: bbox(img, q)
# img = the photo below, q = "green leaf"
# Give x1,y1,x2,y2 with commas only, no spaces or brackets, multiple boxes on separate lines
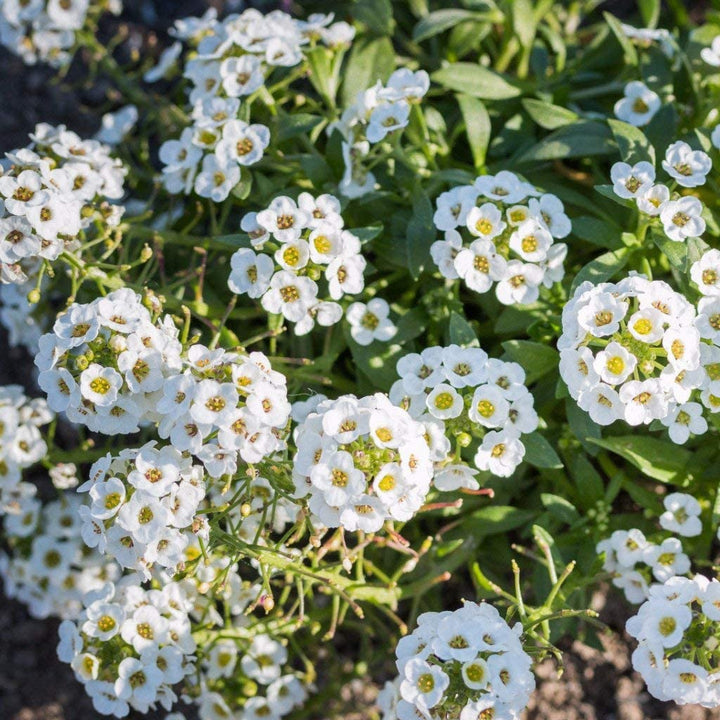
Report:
511,0,536,48
412,8,501,42
604,11,639,66
393,307,428,344
405,185,435,279
589,436,692,483
515,121,614,164
457,94,492,170
639,0,661,27
608,118,654,164
432,62,522,100
501,340,557,384
651,229,687,270
276,113,324,142
570,248,629,294
448,311,479,347
467,505,535,535
522,98,578,130
570,454,605,508
352,224,384,245
341,36,395,107
565,399,601,454
523,432,563,469
352,0,394,35
571,216,624,251
541,493,580,524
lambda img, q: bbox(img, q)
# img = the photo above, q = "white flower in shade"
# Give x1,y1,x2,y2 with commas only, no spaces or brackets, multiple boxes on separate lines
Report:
611,161,655,199
645,537,691,582
495,261,544,305
662,141,712,188
661,402,708,444
620,379,667,425
346,299,396,346
366,101,411,143
614,81,660,126
637,184,670,216
659,492,702,537
702,36,720,65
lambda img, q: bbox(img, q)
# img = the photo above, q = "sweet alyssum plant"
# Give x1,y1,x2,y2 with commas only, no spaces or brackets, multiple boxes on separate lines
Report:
6,1,720,718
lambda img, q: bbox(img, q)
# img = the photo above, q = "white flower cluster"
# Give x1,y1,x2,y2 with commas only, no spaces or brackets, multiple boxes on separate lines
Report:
228,193,366,335
0,0,120,67
332,69,429,197
36,288,291,473
627,574,720,706
0,123,127,284
559,275,720,443
292,393,434,532
0,384,52,513
36,288,183,433
430,172,569,305
77,442,208,578
1,492,120,620
393,601,535,719
57,579,196,717
597,521,693,605
610,145,712,242
390,345,538,480
158,8,354,201
194,634,308,720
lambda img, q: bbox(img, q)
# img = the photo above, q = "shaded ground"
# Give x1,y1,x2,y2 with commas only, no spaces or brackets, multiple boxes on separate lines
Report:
2,1,720,719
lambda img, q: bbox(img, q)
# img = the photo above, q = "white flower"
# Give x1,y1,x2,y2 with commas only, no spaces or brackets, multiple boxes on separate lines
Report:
346,299,396,346
228,248,274,298
425,384,464,420
465,203,506,240
659,492,702,537
637,184,670,216
661,402,708,444
400,658,449,711
690,250,720,296
473,430,524,477
660,196,705,242
366,101,411,143
701,35,720,66
614,81,660,126
495,261,544,305
662,141,712,188
611,161,656,200
79,365,123,407
593,342,637,384
215,120,270,166
453,238,507,293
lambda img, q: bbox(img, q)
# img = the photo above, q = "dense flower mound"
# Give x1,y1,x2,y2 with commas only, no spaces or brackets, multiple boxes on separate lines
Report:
36,288,291,474
189,633,309,720
390,345,538,481
430,172,569,305
291,393,434,532
0,384,52,512
391,601,535,719
77,442,208,577
0,491,120,619
596,492,698,604
57,579,196,717
228,192,366,335
331,68,430,198
157,8,353,201
627,575,720,706
0,123,127,284
558,274,720,442
0,0,120,66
